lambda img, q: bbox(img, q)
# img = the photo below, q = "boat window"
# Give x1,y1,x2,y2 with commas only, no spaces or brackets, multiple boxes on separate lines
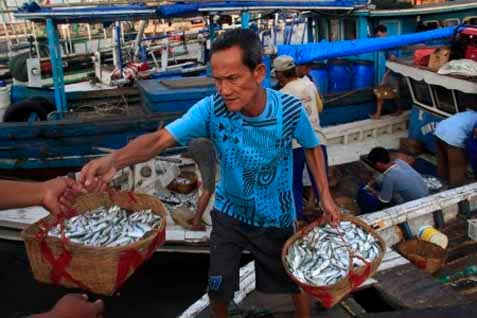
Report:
342,18,357,40
463,16,477,25
432,85,457,115
410,79,433,106
455,91,477,112
442,19,460,27
423,20,441,30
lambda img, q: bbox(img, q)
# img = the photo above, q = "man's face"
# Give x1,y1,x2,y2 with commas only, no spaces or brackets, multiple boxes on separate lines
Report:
211,46,265,112
375,162,386,173
376,31,387,38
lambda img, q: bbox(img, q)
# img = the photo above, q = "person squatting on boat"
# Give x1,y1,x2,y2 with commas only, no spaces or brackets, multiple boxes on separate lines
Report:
182,138,218,231
79,28,341,318
434,110,477,188
272,55,328,224
360,147,429,212
0,178,104,318
371,25,403,119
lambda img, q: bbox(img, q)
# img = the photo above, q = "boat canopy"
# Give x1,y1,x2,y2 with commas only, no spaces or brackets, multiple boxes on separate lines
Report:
159,1,366,17
14,2,157,23
276,27,457,64
387,61,477,94
15,1,367,22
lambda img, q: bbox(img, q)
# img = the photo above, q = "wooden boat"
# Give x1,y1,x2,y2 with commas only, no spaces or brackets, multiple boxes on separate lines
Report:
1,0,475,174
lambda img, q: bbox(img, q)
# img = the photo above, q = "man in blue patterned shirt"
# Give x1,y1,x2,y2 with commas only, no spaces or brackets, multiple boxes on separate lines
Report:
80,29,340,318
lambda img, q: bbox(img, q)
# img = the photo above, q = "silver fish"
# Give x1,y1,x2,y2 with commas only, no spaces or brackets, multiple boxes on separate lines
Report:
48,205,162,248
286,221,382,287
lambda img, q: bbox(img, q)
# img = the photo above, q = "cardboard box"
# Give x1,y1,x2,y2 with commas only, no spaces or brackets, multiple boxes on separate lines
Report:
428,47,450,71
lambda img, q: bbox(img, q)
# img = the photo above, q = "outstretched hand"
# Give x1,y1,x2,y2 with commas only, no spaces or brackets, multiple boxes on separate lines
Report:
41,177,86,215
79,155,116,192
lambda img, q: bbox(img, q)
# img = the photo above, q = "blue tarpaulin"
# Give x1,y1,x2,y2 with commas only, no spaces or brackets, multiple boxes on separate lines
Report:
277,27,458,64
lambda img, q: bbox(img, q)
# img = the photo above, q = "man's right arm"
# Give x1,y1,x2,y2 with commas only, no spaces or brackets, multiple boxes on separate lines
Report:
80,96,211,187
112,129,176,170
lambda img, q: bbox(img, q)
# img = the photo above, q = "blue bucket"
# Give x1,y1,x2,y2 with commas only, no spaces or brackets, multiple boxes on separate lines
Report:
352,60,375,89
309,63,328,95
328,59,352,93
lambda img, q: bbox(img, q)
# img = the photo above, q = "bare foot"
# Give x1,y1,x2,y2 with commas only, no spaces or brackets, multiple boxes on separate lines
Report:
391,109,403,116
370,113,382,120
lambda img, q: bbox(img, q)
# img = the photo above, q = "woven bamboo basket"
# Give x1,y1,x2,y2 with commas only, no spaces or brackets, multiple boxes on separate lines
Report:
397,239,447,274
282,214,386,309
167,170,198,194
21,191,167,295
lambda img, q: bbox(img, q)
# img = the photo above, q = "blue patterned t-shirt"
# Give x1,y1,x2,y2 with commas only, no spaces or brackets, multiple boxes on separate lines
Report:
166,88,319,228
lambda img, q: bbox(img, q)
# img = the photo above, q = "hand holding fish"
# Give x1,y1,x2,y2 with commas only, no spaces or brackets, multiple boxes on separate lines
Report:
37,293,104,318
79,154,116,192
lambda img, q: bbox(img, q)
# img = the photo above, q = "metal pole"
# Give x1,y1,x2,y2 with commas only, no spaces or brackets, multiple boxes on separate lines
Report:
46,18,67,115
133,19,147,60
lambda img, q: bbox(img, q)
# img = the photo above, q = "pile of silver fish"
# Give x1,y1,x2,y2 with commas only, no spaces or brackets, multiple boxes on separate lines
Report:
422,175,443,192
48,205,162,247
286,221,381,286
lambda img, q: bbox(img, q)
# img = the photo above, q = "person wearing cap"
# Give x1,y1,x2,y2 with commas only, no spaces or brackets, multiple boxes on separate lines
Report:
273,55,327,223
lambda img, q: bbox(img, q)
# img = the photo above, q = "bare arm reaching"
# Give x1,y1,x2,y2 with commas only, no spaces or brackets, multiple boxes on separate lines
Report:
0,178,85,215
80,128,176,187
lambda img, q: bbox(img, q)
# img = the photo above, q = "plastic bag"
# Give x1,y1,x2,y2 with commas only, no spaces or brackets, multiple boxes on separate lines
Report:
437,59,477,77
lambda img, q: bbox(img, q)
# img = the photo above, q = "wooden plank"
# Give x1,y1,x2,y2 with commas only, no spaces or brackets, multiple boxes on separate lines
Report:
327,132,407,166
373,263,468,309
179,261,256,318
323,111,409,141
360,182,477,232
0,206,48,229
362,303,477,318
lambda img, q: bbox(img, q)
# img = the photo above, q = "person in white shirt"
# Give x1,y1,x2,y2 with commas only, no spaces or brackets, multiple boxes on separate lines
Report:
273,55,328,222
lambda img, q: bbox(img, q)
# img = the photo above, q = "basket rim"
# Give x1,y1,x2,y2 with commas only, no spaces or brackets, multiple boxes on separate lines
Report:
397,238,448,258
21,191,167,252
281,213,386,289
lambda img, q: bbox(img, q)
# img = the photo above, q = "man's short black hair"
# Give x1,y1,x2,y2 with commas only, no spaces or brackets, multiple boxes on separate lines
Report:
375,25,387,34
368,147,390,166
210,28,263,71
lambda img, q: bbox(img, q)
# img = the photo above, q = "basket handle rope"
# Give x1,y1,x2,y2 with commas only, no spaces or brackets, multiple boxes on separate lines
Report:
35,208,89,290
332,221,372,290
115,227,166,289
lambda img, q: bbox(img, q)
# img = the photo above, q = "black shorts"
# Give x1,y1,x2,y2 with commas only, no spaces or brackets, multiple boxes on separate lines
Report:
207,210,300,303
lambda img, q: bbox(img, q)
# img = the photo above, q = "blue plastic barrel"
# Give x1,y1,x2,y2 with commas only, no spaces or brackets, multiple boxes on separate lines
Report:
352,60,375,89
309,63,328,95
328,59,352,93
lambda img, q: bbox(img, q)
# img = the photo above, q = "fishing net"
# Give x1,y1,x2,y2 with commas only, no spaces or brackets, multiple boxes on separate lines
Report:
21,191,167,295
